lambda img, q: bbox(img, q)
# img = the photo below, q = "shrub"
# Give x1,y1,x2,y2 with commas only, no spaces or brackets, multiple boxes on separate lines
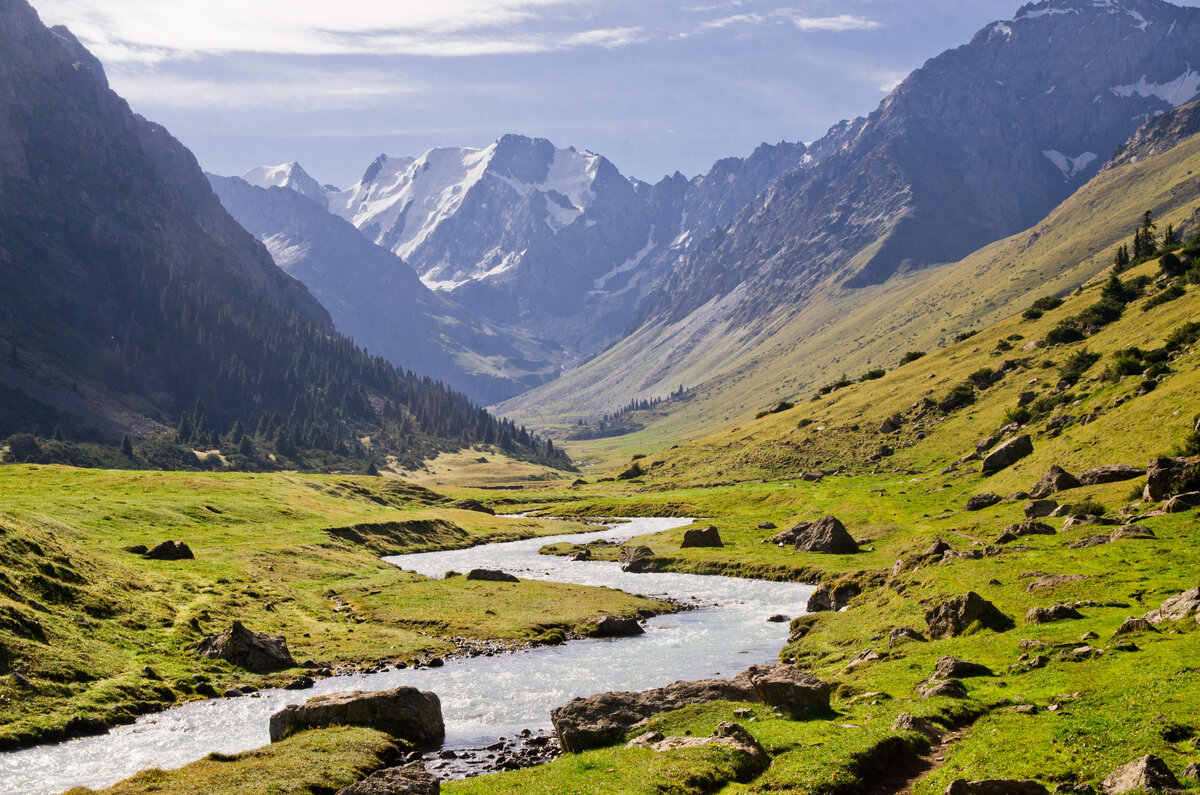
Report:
1159,251,1186,277
1068,498,1107,517
898,351,927,365
1110,349,1144,377
1045,323,1085,344
954,330,978,342
1075,296,1124,328
797,418,815,428
1003,406,1032,425
941,383,976,410
4,432,42,463
968,367,996,388
1164,321,1200,352
1142,284,1185,312
859,369,886,382
1022,308,1044,321
1059,349,1101,384
1029,295,1064,312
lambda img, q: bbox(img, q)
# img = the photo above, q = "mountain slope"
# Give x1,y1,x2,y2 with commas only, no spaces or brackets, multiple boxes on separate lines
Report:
209,174,561,403
500,0,1200,446
0,0,568,470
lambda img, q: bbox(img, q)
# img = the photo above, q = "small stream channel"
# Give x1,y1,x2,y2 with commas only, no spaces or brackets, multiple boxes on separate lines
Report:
0,517,814,795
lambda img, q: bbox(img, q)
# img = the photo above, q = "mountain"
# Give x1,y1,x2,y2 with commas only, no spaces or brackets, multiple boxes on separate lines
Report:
208,174,561,403
499,0,1200,434
232,138,810,373
0,0,569,470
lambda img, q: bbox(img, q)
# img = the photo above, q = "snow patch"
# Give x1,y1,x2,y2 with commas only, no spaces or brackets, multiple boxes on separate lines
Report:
1112,70,1200,107
592,230,655,292
988,22,1013,41
1042,149,1098,179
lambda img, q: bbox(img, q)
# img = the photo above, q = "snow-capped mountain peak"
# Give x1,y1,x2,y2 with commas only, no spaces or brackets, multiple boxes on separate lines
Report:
241,161,326,205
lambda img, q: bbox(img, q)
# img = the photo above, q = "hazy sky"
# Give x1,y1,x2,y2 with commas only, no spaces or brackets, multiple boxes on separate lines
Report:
31,1,1200,186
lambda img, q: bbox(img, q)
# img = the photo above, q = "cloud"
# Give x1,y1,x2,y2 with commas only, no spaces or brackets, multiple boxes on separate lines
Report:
33,0,643,62
693,10,880,36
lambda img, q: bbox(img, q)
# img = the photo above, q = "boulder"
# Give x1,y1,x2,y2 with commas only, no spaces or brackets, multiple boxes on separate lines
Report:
805,581,861,612
981,435,1033,475
769,523,808,545
934,656,994,678
1078,465,1144,486
627,722,768,779
680,525,723,548
335,763,439,795
617,462,644,480
1068,526,1155,549
888,627,927,648
591,615,644,638
1101,754,1182,794
945,780,1049,795
1111,617,1156,637
465,569,519,583
450,499,494,515
1002,519,1056,539
1144,457,1190,501
792,515,859,554
1184,763,1199,781
1164,491,1200,513
1025,574,1092,592
195,621,294,672
925,592,1014,639
123,544,148,554
919,679,968,699
269,687,444,747
965,493,1002,511
143,541,194,560
745,665,830,716
1026,604,1084,624
757,521,777,530
1142,586,1200,625
1024,499,1059,518
922,538,953,558
1029,466,1081,499
618,545,655,573
893,712,943,740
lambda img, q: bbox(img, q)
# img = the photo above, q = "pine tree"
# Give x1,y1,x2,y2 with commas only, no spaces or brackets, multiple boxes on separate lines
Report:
121,434,134,458
1163,223,1179,248
1113,244,1130,273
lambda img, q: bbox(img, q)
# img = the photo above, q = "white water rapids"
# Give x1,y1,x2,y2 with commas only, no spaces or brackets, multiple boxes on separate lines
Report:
0,517,814,794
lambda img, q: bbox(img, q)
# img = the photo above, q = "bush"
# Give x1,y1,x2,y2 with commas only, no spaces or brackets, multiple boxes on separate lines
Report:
1030,295,1064,312
1045,323,1085,344
941,383,976,410
1002,406,1032,425
1110,350,1144,377
1068,498,1107,517
859,369,886,382
968,367,996,388
1022,308,1044,321
797,418,815,428
1159,251,1186,277
899,351,926,365
1075,297,1124,328
5,432,42,463
1142,284,1185,312
954,330,978,343
1164,321,1200,352
1059,348,1101,384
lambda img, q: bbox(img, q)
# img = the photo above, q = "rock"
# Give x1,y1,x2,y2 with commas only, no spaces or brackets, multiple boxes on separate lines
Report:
284,676,315,690
966,493,1002,511
335,762,440,795
1026,574,1093,592
1111,617,1155,636
1002,519,1056,539
123,544,148,554
591,615,644,637
141,665,159,679
269,687,444,747
1068,525,1155,549
628,722,769,779
1005,491,1030,501
451,499,494,515
919,679,968,699
1029,466,1082,499
925,592,1014,638
934,656,994,678
1183,763,1199,781
745,665,830,716
893,712,942,740
982,435,1033,475
1144,457,1190,501
465,569,519,583
1017,391,1038,406
1025,499,1059,518
1078,465,1145,486
617,462,644,480
766,614,789,623
223,688,243,698
757,521,776,530
195,621,295,672
1057,645,1101,662
1164,491,1200,513
945,780,1049,795
976,435,1000,452
618,545,655,573
922,538,953,558
1101,754,1182,793
143,540,194,560
806,581,861,612
680,525,723,548
791,515,859,554
1142,586,1200,625
1026,604,1084,624
889,627,927,648
1045,414,1074,431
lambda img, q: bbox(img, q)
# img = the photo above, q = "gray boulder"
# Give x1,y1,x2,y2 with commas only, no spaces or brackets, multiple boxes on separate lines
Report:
336,763,439,795
1142,586,1200,625
934,656,994,678
945,781,1049,795
805,581,861,612
1078,464,1144,486
965,493,1002,511
465,569,519,583
195,621,294,672
982,435,1033,475
1111,617,1156,637
627,722,768,779
919,678,968,699
1164,491,1200,513
745,665,830,716
888,627,927,648
1101,754,1182,793
143,541,194,560
618,545,655,573
925,592,1014,638
591,615,644,637
893,712,942,740
1026,603,1084,624
1029,465,1081,499
1024,499,1059,518
792,515,859,554
269,687,444,747
1144,457,1190,501
680,525,723,548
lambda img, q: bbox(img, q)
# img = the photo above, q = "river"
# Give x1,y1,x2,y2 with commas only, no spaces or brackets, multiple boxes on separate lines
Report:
0,517,813,795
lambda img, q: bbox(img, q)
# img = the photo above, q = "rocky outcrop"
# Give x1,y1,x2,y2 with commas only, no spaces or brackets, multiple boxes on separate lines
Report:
550,665,826,752
945,780,1048,795
1026,604,1084,624
806,581,861,612
680,525,723,548
143,541,194,560
451,500,495,515
965,493,1002,511
195,621,294,672
791,516,859,554
893,712,942,740
590,615,644,638
1142,585,1200,625
1164,491,1200,513
465,569,519,583
627,722,768,778
889,627,927,648
1024,499,1058,518
996,519,1055,544
1112,617,1156,637
1029,466,1081,499
934,656,993,678
618,546,655,573
925,593,1013,638
981,436,1033,475
1078,465,1144,486
1068,525,1156,549
919,679,968,699
269,688,444,747
1101,755,1182,793
1144,457,1193,501
336,763,439,795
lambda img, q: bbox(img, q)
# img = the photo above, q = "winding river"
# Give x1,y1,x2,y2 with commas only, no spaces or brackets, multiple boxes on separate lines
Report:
0,517,814,795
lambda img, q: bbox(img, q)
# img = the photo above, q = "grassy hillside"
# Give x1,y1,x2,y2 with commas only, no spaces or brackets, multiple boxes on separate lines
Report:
0,468,666,749
503,126,1200,473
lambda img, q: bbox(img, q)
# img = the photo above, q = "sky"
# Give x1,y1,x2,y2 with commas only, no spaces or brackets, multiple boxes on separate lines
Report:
30,0,1200,187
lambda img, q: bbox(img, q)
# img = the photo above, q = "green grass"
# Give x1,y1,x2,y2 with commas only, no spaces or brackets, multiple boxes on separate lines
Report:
0,468,668,748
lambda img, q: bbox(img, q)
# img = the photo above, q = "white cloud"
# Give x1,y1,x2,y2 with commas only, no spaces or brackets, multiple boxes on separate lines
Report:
33,0,644,61
693,10,880,36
